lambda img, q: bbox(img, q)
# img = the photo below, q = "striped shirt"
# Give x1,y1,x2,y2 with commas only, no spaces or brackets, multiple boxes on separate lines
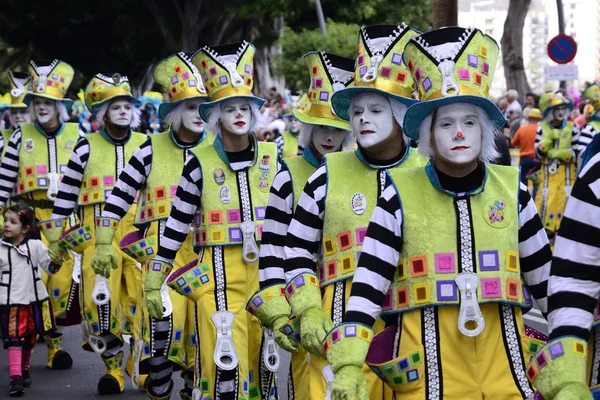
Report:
534,122,581,160
155,144,255,263
343,174,552,328
548,150,600,340
580,122,597,156
0,125,84,207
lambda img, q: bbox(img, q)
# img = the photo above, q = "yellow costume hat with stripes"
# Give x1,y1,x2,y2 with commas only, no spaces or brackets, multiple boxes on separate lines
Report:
8,71,34,108
84,73,140,117
24,59,74,109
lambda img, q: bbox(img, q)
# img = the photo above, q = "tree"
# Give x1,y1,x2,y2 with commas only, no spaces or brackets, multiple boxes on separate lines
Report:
501,0,532,101
431,0,457,29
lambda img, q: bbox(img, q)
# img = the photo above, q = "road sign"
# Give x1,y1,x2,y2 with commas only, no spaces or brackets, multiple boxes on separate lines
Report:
545,65,578,80
547,34,577,64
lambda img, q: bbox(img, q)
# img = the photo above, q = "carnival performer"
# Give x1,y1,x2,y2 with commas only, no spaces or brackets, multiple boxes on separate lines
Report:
529,93,581,237
281,24,427,400
247,51,355,399
1,72,33,158
274,93,306,158
320,27,552,400
579,83,600,152
0,202,62,396
0,59,82,370
39,73,146,394
151,41,278,400
92,53,212,400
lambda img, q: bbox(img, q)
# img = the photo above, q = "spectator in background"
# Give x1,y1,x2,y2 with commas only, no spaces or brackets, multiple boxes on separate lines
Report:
512,107,543,183
505,89,523,123
525,92,537,108
575,101,590,129
498,97,508,114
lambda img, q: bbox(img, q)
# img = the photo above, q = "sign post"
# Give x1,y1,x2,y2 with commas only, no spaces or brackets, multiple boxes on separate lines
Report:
547,34,577,65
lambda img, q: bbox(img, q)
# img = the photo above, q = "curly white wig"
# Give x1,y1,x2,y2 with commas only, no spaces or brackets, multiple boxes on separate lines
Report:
28,100,70,123
298,122,355,152
348,95,410,147
417,105,500,163
206,100,263,136
95,100,141,129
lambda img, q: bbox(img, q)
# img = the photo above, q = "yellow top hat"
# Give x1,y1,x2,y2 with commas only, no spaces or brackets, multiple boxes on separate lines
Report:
8,71,34,108
152,52,209,119
25,59,75,109
543,92,573,116
193,41,266,122
0,93,10,108
331,24,420,121
293,52,354,130
283,93,311,118
582,84,600,109
401,27,506,140
84,73,139,117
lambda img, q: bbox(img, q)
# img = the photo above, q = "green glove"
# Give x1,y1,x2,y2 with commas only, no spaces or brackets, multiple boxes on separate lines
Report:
145,259,173,320
284,273,331,357
91,217,118,278
527,336,592,400
537,137,554,154
547,148,573,162
324,323,374,400
38,219,70,264
246,284,297,353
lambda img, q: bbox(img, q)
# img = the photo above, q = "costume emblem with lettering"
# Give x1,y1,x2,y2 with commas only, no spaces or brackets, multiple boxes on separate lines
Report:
351,192,366,215
220,185,231,204
24,138,34,152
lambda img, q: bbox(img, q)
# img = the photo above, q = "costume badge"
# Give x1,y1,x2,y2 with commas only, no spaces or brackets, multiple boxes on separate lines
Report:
220,185,231,204
482,199,510,228
64,140,74,151
258,172,270,192
350,192,366,215
24,138,34,152
213,168,226,185
259,155,271,172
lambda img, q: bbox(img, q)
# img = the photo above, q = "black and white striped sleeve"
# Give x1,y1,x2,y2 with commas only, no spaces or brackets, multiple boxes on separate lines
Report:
102,138,153,221
51,137,90,219
0,134,4,162
547,151,600,340
274,134,284,159
517,181,552,315
534,124,546,159
283,165,327,283
0,128,22,207
344,184,403,327
156,152,203,262
571,125,582,157
259,169,293,289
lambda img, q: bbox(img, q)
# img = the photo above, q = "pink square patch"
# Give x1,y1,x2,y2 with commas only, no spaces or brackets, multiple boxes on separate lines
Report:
382,289,393,311
170,185,178,198
481,277,502,298
355,227,368,245
381,67,392,78
458,69,470,80
434,253,456,274
227,209,241,224
182,71,190,79
257,224,263,239
37,165,47,174
103,176,115,186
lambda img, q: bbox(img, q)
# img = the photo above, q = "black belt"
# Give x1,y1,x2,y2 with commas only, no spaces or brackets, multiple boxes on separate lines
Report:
23,199,55,210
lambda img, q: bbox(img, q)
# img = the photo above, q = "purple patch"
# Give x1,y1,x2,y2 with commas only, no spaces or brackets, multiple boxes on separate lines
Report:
319,91,329,101
314,78,323,88
37,178,48,187
102,219,110,227
252,296,263,307
295,275,305,287
344,325,357,337
381,67,392,78
219,76,228,85
436,280,457,301
331,329,340,343
422,77,432,92
357,55,365,65
536,352,548,369
254,206,266,220
171,76,179,84
391,53,402,65
415,68,423,81
209,67,218,76
478,250,500,271
245,64,251,73
382,290,393,310
188,80,196,87
468,54,478,68
548,342,564,359
152,262,161,271
482,61,490,75
229,227,242,242
359,66,367,77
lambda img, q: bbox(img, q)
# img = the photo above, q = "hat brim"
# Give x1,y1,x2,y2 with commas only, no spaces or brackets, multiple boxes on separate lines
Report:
543,102,574,117
198,95,266,123
331,87,418,121
158,94,211,120
24,93,73,110
293,108,349,130
9,104,28,109
403,96,507,140
90,95,141,118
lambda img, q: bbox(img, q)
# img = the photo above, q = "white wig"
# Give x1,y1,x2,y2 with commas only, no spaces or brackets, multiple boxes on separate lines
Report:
95,99,141,129
206,101,263,136
348,95,410,146
28,100,70,123
298,122,355,152
417,105,500,164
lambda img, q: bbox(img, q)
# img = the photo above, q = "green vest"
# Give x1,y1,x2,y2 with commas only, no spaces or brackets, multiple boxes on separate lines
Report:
16,123,79,197
134,130,209,225
319,147,426,287
191,137,278,249
541,121,574,152
284,151,319,209
281,130,299,159
78,130,146,206
383,164,529,315
1,129,12,159
589,120,600,133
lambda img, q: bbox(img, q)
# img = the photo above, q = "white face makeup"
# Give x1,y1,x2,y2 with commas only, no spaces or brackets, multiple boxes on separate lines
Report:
10,109,31,125
33,97,58,126
288,117,301,134
553,106,568,121
351,92,396,149
432,103,482,166
311,125,347,156
220,99,252,136
107,99,133,127
182,98,206,133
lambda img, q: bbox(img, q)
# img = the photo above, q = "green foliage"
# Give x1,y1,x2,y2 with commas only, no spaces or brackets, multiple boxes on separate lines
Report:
272,20,359,91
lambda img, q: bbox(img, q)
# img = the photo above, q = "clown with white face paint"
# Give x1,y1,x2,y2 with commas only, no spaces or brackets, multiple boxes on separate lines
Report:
41,73,148,395
282,27,428,400
325,27,554,400
92,53,212,400
248,52,355,400
275,93,310,158
1,72,33,168
0,60,84,373
529,93,582,236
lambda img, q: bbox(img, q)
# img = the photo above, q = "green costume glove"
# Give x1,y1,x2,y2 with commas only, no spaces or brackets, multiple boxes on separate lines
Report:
38,219,70,264
145,259,173,320
246,284,297,353
284,273,332,358
537,137,554,154
527,336,592,400
324,323,373,400
91,217,119,278
547,148,573,163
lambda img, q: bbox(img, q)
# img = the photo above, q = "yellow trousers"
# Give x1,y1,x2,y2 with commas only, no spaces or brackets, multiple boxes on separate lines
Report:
287,347,310,399
193,245,275,400
380,304,537,399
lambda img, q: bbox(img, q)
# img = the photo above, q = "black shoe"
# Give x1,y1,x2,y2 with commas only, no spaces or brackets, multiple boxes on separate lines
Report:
51,350,73,370
22,371,31,388
9,376,24,397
